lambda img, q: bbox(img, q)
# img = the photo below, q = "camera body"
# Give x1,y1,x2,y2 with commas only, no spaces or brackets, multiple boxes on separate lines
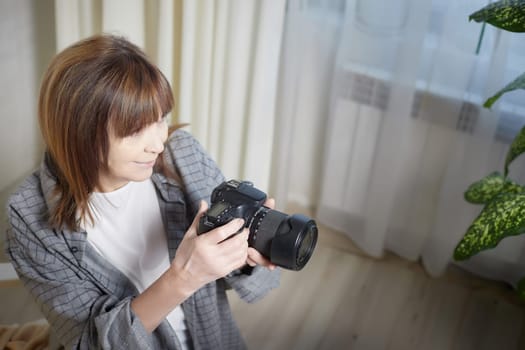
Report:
198,180,317,271
198,180,266,240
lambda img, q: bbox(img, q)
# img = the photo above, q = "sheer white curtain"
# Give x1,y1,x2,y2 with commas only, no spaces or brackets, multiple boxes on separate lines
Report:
276,0,525,286
53,0,285,192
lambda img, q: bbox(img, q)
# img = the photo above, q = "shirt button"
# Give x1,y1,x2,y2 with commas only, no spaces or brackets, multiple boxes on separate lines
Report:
71,247,79,253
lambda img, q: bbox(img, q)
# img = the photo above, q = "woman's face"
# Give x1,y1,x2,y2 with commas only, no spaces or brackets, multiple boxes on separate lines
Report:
97,116,169,192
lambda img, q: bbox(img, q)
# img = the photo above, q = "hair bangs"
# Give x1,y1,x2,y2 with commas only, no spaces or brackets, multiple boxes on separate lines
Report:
108,58,173,138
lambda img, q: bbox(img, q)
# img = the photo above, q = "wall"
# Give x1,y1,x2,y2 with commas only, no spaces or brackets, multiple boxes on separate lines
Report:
0,0,55,261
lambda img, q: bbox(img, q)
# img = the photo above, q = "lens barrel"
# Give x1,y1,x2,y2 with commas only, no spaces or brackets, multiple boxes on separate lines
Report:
250,209,318,271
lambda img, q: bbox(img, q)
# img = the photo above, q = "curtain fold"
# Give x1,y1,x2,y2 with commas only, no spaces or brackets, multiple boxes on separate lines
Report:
271,2,342,210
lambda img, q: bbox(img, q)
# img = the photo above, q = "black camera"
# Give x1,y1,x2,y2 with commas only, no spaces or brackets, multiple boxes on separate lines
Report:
197,180,318,271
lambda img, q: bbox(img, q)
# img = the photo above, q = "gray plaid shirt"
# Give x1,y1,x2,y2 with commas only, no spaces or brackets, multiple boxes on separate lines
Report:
5,129,280,349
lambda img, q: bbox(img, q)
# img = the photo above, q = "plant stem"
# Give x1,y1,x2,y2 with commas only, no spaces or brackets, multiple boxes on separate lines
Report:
475,21,486,55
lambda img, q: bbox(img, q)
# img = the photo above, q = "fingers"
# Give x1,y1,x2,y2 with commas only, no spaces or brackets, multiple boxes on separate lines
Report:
264,197,275,210
217,229,250,270
217,228,249,251
247,247,277,270
204,218,245,244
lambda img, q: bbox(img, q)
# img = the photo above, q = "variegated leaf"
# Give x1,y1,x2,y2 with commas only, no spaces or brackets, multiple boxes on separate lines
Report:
484,72,525,108
464,172,525,204
469,0,525,32
454,192,525,260
504,124,525,176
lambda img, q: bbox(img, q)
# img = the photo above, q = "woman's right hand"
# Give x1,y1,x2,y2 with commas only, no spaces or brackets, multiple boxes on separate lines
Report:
169,201,249,296
131,200,249,332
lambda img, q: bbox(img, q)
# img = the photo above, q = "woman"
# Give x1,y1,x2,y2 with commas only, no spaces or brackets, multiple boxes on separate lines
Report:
5,34,279,349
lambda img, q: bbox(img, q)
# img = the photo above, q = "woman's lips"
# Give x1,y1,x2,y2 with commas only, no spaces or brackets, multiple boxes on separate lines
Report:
134,159,156,167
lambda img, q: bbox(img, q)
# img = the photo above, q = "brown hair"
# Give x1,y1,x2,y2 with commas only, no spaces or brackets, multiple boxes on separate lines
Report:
39,34,176,229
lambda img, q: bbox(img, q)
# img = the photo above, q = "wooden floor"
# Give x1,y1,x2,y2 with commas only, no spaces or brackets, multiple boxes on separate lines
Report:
229,224,525,350
2,224,525,349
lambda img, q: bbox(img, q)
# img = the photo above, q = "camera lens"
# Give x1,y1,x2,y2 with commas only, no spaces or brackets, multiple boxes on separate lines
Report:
250,210,318,271
296,223,317,266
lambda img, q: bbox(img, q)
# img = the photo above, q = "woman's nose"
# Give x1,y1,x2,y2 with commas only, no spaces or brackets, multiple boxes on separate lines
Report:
144,125,166,154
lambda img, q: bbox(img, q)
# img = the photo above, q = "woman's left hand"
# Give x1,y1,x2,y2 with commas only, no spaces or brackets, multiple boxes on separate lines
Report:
246,198,277,270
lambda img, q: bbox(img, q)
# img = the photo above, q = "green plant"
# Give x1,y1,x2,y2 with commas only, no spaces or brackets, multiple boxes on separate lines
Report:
453,0,525,299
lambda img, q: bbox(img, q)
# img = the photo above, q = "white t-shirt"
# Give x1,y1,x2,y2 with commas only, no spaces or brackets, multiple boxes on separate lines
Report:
81,179,189,348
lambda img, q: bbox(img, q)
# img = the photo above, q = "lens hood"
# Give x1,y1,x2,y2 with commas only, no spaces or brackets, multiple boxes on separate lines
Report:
270,214,318,270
